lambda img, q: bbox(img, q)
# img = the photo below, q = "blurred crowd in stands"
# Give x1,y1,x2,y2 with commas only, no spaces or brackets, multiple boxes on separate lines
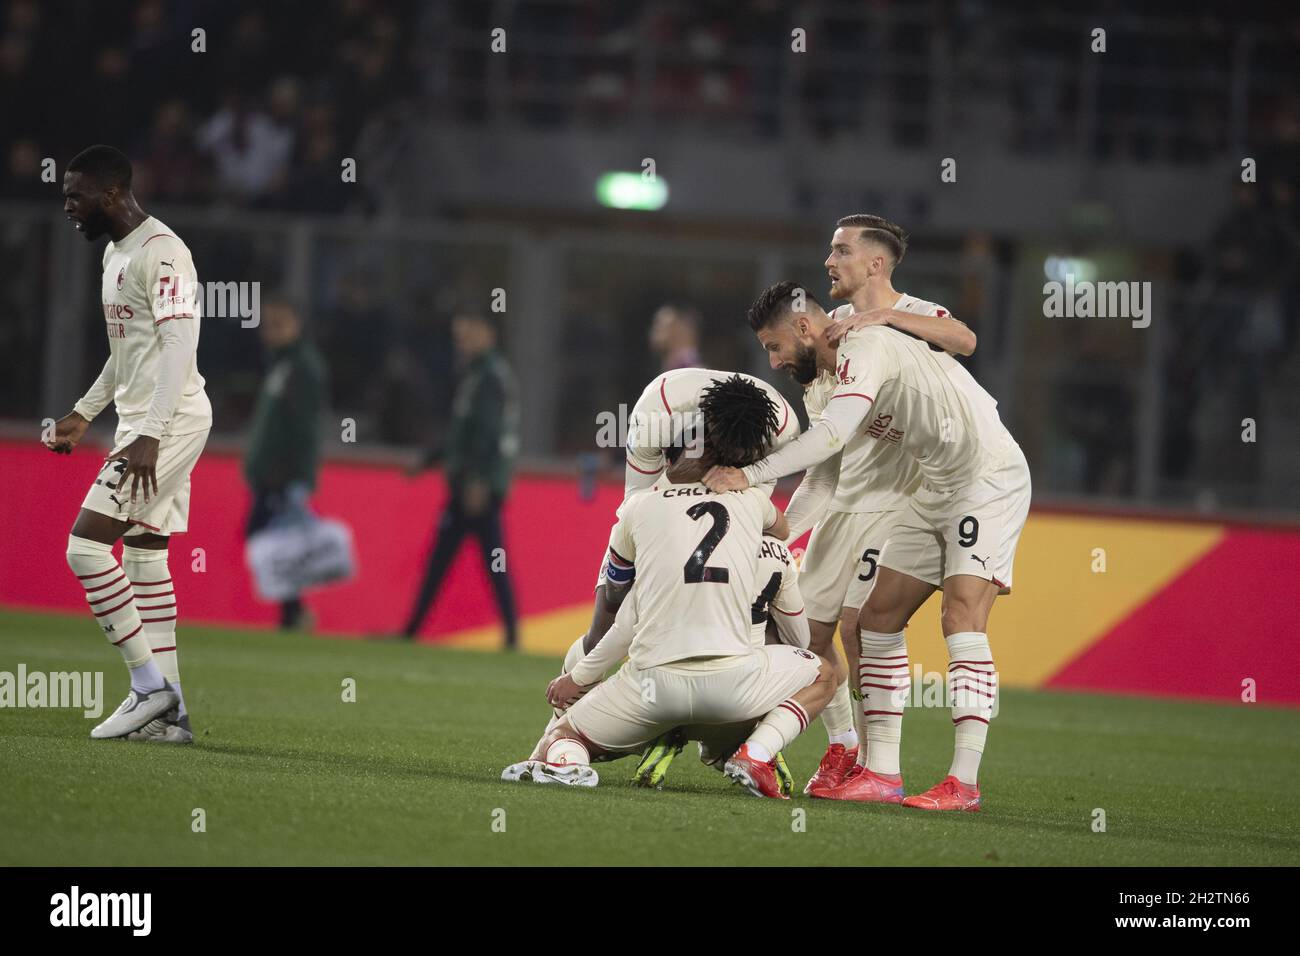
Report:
1,0,1298,511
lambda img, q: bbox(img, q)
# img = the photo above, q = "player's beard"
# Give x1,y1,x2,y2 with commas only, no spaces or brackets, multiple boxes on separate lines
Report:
78,206,112,241
787,343,819,385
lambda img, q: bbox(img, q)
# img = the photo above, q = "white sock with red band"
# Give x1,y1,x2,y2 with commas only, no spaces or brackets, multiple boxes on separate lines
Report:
67,536,164,694
747,698,808,762
821,679,858,749
122,543,185,717
858,628,909,776
945,631,997,785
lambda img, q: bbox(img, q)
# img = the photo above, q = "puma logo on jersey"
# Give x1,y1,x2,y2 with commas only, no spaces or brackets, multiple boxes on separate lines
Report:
970,554,989,569
161,260,174,268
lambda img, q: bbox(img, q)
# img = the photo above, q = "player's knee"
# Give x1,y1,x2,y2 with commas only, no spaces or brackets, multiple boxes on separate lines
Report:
66,534,109,573
940,596,984,635
858,602,901,634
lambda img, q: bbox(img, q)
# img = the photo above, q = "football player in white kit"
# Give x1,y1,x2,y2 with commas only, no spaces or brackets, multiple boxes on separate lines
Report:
570,368,799,684
46,146,212,743
506,376,835,798
706,281,1031,811
782,215,978,798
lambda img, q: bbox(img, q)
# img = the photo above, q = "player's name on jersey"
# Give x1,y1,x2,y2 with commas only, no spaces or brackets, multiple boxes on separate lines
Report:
595,403,705,453
0,664,103,718
1041,273,1151,328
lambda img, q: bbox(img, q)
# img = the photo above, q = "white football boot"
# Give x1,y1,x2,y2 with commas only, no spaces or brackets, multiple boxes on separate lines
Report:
90,684,179,739
530,762,599,787
501,760,546,782
125,707,193,744
500,760,599,787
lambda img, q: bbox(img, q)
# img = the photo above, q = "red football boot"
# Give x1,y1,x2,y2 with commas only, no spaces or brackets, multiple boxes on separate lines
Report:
901,774,981,811
803,743,859,797
724,744,788,799
822,765,905,803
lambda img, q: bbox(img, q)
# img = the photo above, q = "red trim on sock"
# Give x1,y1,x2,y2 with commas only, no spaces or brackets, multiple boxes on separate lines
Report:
88,582,132,605
952,715,990,725
84,572,126,595
864,710,904,716
860,681,907,692
140,615,177,623
94,596,135,617
76,566,118,581
777,700,808,732
949,682,996,700
111,624,143,646
150,645,177,653
129,579,172,586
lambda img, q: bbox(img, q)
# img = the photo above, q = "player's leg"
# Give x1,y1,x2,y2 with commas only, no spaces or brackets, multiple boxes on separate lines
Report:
470,493,519,649
831,563,936,802
903,453,1030,812
797,513,865,791
726,647,835,798
66,506,177,738
401,495,470,637
119,530,191,741
835,512,896,771
507,662,678,787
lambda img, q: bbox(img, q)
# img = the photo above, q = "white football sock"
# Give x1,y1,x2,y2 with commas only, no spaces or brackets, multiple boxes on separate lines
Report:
746,698,808,761
946,631,996,785
123,543,185,716
545,736,590,767
821,679,858,749
67,536,163,694
858,628,909,776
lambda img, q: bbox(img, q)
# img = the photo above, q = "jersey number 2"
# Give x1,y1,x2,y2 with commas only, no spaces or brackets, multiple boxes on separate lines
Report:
684,501,730,584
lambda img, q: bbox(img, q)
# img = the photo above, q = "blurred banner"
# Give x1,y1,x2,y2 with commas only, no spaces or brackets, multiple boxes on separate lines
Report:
3,440,1296,706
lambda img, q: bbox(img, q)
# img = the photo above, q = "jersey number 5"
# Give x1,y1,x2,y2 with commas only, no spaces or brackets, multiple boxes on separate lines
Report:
684,501,730,584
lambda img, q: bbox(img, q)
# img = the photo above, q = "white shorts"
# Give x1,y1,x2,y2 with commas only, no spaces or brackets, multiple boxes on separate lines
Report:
880,450,1031,594
799,510,902,622
80,429,209,535
565,645,821,753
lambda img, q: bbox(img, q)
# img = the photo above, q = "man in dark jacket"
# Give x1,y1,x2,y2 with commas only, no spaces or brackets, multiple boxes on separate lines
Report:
403,312,520,647
244,296,327,629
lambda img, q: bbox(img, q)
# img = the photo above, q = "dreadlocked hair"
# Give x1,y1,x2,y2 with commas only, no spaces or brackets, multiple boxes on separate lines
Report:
697,375,780,469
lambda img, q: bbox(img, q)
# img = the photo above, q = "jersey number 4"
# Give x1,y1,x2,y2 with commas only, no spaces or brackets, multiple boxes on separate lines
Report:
684,501,730,584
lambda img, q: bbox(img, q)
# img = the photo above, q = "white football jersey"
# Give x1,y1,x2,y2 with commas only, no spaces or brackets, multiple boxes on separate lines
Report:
802,295,951,512
749,534,804,647
607,478,777,668
829,323,1017,492
74,216,212,452
624,368,798,492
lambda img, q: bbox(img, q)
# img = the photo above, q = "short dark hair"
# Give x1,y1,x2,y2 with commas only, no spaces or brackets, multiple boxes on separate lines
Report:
67,145,133,191
836,214,908,268
698,374,780,468
746,280,821,332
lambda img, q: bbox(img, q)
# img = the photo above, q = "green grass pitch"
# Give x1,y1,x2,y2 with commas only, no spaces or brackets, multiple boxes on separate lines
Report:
2,609,1298,866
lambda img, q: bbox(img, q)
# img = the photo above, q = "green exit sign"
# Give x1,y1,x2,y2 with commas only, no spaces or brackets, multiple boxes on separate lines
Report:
596,172,669,210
